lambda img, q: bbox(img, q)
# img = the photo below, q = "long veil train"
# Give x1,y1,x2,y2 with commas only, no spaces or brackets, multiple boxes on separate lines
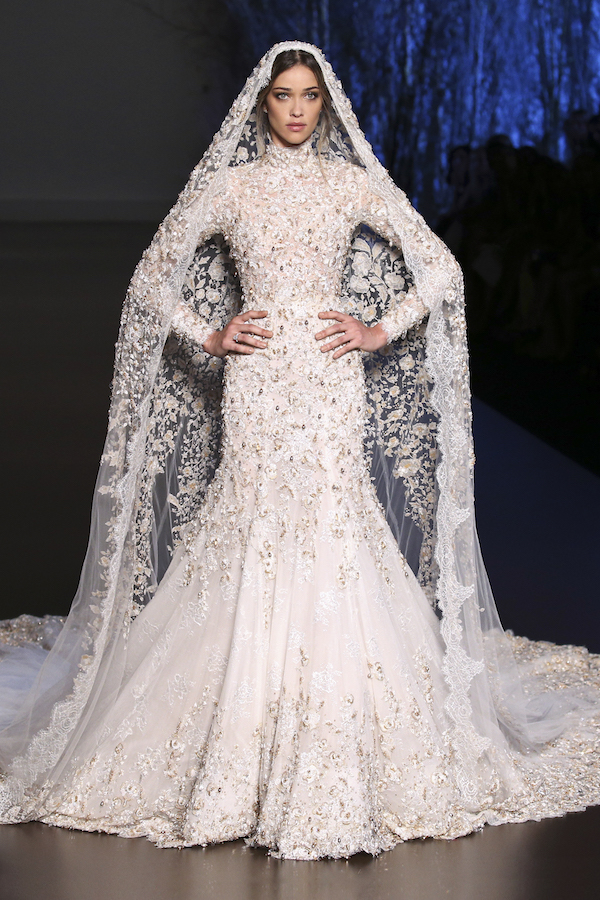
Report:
1,42,599,845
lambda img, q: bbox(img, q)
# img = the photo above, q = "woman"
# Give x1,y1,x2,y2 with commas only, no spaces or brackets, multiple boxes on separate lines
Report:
1,43,599,860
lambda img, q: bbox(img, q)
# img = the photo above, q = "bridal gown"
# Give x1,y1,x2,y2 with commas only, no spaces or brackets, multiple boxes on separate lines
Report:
4,141,597,859
26,142,464,857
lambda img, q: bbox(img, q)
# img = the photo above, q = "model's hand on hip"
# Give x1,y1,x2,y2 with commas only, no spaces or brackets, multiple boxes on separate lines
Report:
203,311,273,358
316,311,388,358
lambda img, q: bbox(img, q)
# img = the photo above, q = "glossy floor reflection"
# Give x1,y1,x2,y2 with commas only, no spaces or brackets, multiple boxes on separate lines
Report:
2,807,600,900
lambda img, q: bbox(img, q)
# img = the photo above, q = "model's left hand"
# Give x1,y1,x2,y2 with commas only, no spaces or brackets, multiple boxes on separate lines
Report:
316,311,388,358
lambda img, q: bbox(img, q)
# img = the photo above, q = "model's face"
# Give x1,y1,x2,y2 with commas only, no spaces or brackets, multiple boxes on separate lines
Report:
264,64,323,148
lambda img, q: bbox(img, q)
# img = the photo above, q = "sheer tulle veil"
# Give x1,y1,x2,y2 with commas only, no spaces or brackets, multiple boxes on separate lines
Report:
0,41,595,823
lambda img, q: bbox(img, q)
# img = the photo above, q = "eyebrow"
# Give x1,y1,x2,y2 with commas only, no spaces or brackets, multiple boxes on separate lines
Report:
271,85,320,92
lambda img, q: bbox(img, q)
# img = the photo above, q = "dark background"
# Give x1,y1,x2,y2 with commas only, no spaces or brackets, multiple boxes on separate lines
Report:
1,2,599,650
0,1,241,222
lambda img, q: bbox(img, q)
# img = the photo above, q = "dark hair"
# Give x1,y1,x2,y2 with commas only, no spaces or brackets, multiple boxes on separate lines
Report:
255,49,333,155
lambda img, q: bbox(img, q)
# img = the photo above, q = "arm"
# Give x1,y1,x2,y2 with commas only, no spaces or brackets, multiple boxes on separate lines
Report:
170,186,273,358
170,301,216,350
318,171,450,358
357,176,432,343
172,283,273,358
169,183,240,352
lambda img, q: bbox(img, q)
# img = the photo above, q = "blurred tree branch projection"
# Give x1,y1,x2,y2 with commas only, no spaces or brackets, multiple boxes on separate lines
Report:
131,0,600,217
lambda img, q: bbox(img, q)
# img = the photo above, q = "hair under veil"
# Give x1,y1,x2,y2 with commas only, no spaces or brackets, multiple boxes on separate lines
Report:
1,41,600,829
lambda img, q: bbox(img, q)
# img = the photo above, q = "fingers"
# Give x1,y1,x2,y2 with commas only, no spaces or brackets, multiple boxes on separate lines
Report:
316,313,366,356
222,309,363,357
331,342,357,359
318,311,345,321
230,344,255,355
225,311,272,354
315,311,351,341
315,323,346,340
231,324,273,342
228,332,268,352
320,335,355,354
234,311,273,339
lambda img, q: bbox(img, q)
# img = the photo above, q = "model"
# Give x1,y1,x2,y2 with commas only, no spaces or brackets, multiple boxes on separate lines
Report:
1,43,599,860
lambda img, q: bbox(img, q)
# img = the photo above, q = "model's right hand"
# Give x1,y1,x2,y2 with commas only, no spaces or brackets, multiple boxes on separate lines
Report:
202,311,273,358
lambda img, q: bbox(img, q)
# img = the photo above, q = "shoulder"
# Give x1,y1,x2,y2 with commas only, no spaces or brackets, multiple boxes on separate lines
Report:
215,159,265,208
210,161,261,211
321,157,370,195
322,156,366,178
225,157,263,185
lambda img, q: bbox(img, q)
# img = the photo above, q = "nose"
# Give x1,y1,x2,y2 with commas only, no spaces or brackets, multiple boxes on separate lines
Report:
290,97,303,118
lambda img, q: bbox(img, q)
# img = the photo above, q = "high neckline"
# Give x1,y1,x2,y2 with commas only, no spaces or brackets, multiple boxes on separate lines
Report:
264,140,319,175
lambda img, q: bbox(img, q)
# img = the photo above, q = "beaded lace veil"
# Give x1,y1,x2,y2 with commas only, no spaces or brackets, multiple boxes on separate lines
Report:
0,42,579,821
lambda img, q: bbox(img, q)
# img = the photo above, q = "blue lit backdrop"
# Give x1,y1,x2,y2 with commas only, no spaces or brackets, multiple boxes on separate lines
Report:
221,0,600,217
132,0,600,474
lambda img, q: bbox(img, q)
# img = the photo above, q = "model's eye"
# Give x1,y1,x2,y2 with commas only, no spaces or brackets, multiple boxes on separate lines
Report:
274,92,289,100
305,92,319,100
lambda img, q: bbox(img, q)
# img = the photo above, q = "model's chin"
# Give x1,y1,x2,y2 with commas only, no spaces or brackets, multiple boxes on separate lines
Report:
285,135,310,147
269,128,315,149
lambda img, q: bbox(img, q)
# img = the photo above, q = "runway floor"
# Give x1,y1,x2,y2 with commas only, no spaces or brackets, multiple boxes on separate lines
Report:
2,808,600,900
1,222,599,899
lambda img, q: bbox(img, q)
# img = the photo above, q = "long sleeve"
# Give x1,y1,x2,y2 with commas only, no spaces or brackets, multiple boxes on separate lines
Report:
376,287,428,345
356,175,436,343
170,185,233,349
170,302,217,349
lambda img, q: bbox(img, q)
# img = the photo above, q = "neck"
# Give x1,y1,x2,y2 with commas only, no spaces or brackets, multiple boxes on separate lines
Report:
264,139,318,174
270,135,312,150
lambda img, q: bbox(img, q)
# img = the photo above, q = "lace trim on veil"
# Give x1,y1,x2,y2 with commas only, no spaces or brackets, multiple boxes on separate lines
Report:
1,41,593,824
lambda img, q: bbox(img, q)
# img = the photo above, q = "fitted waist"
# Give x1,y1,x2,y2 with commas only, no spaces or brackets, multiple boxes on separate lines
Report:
241,280,341,308
243,316,335,362
240,293,343,360
240,284,342,315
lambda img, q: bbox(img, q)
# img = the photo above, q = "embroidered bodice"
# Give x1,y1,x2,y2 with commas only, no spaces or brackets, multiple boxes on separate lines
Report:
171,142,427,349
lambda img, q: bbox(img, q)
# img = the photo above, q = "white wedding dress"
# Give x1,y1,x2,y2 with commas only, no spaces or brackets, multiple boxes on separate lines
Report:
11,142,498,858
2,50,600,856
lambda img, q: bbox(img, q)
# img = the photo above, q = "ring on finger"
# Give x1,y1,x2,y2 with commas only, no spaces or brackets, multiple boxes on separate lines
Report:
233,332,242,343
